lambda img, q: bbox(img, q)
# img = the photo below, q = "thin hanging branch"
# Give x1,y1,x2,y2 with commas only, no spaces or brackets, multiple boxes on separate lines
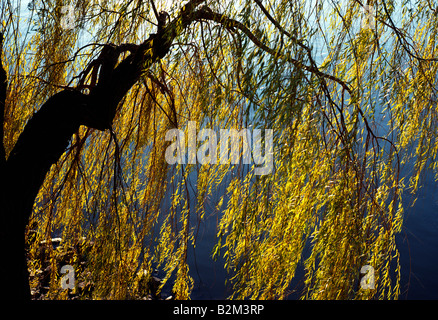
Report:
195,6,354,96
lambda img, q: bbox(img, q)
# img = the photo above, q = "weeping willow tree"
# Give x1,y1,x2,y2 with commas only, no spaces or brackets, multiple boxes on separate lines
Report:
0,0,437,300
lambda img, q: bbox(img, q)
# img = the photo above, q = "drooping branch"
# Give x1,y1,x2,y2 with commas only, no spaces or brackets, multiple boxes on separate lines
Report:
6,0,361,229
355,0,438,62
198,5,393,166
5,0,210,213
3,0,362,299
194,6,354,96
1,0,209,300
253,0,311,53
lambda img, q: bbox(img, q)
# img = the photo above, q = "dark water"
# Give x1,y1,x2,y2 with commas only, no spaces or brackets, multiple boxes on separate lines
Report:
397,171,438,299
177,118,438,300
183,167,438,299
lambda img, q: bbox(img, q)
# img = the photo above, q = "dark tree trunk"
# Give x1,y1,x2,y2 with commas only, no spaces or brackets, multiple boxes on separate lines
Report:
1,90,87,300
0,1,210,299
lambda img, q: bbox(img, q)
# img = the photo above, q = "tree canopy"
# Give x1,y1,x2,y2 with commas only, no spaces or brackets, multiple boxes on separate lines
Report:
1,0,437,300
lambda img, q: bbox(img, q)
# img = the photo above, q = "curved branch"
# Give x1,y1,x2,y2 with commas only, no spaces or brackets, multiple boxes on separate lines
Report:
253,0,310,52
195,7,354,97
2,0,208,300
355,0,438,62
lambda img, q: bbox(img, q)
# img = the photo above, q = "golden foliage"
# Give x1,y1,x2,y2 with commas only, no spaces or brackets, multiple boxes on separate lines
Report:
2,0,437,299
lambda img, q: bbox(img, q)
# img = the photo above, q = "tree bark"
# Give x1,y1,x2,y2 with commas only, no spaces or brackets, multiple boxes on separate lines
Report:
0,1,212,299
1,0,295,298
3,0,310,299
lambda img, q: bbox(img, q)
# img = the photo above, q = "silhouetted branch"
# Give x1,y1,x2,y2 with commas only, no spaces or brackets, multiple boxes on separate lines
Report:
195,6,354,96
3,0,210,230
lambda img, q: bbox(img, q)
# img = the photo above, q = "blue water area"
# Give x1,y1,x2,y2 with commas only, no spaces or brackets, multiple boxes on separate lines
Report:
397,171,438,299
183,166,438,300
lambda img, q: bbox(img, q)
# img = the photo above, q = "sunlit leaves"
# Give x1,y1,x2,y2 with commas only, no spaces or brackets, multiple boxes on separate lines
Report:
2,0,437,300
